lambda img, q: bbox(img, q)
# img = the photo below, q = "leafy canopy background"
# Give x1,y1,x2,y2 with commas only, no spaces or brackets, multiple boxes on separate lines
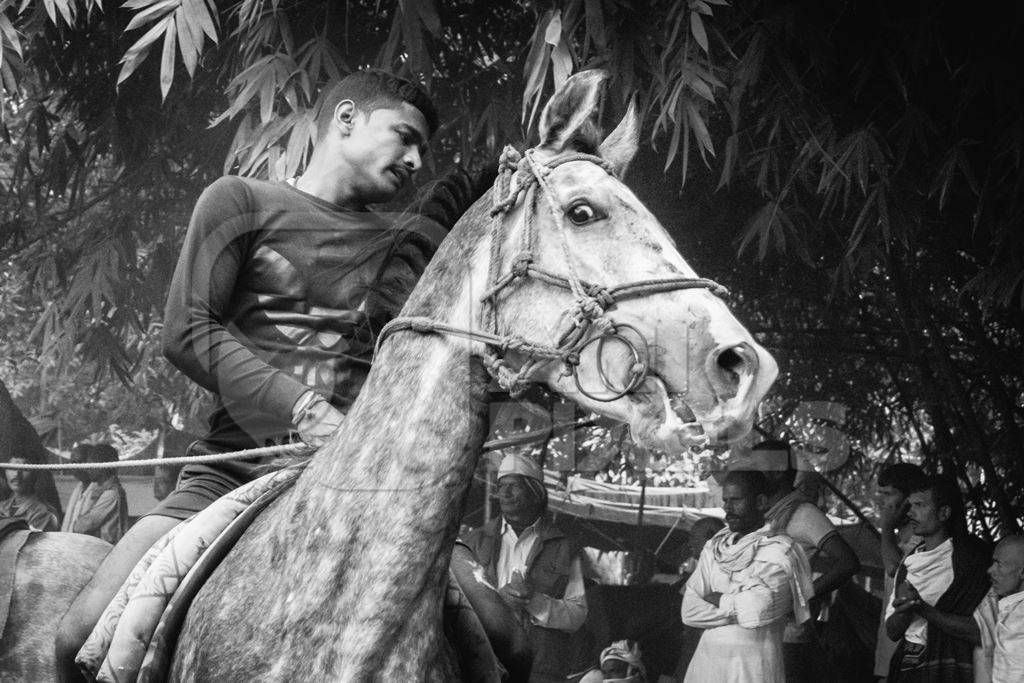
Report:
0,0,1021,533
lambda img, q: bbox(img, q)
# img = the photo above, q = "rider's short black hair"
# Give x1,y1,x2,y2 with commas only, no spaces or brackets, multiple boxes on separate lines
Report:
314,69,438,139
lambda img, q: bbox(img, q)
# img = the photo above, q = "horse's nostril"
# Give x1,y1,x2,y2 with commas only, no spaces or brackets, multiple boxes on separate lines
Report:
716,346,747,377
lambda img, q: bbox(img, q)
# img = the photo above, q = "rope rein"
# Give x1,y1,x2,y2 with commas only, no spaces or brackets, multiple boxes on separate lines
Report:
3,148,728,472
376,144,729,402
0,416,600,471
0,442,312,471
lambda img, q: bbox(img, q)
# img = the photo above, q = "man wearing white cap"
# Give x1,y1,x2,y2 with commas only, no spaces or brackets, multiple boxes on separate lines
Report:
463,452,588,683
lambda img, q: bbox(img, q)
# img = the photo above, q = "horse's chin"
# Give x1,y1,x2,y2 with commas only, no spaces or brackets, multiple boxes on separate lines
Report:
624,376,710,453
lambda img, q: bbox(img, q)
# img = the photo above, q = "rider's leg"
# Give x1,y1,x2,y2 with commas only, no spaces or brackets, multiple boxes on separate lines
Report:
54,514,180,682
54,459,245,681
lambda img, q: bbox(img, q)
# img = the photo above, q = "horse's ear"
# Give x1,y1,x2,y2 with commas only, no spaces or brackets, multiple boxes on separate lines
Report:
538,70,609,153
598,97,640,176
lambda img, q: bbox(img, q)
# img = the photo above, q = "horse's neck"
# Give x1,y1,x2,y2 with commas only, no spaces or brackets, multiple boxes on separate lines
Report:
278,323,490,587
262,200,494,631
299,332,489,492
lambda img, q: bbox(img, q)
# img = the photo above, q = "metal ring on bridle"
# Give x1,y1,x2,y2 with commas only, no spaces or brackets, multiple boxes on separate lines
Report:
375,145,727,401
572,323,650,402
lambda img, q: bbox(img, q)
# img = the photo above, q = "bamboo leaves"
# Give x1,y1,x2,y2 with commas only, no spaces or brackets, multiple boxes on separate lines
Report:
650,0,725,185
118,0,219,99
379,0,440,83
0,0,25,114
522,9,574,131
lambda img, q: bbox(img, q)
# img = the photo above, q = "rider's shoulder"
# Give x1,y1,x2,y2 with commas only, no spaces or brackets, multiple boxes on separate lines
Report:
204,174,278,196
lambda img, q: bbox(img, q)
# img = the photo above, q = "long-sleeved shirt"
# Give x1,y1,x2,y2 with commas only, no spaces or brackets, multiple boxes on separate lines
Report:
498,519,587,632
162,176,443,475
681,525,809,683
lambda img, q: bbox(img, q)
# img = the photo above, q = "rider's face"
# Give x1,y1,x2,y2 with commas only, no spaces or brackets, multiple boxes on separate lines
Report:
334,101,429,205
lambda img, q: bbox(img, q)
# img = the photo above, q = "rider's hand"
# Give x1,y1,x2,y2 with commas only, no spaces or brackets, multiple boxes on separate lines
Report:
291,391,344,449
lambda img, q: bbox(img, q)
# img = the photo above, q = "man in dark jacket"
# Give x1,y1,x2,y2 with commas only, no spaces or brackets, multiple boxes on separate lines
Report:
463,453,588,683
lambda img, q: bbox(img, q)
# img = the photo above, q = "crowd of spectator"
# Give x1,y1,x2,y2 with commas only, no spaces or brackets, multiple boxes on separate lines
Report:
1,442,129,543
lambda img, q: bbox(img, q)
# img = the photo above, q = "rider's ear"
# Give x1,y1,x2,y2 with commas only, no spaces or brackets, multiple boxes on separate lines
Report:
538,69,608,154
334,99,356,135
598,97,640,177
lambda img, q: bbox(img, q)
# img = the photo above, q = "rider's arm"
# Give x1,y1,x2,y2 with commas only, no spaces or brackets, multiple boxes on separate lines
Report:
162,177,311,421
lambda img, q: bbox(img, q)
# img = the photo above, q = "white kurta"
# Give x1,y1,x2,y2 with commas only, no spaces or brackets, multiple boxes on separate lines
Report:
681,528,802,683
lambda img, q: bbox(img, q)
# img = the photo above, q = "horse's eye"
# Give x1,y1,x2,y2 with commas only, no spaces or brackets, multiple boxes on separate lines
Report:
566,203,599,225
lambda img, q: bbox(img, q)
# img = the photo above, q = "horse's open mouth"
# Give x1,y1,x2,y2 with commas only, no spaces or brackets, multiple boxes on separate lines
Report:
627,376,708,451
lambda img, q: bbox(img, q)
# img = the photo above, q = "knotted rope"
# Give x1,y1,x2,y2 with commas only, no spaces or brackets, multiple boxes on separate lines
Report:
376,144,728,401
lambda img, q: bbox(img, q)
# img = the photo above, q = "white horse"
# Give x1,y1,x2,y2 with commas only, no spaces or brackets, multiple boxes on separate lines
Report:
0,70,776,681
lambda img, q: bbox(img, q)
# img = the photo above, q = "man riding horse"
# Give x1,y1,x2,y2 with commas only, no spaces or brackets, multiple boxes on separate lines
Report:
1,69,779,681
55,69,443,679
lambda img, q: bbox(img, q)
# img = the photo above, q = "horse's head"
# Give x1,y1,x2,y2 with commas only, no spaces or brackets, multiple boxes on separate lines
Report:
478,70,777,450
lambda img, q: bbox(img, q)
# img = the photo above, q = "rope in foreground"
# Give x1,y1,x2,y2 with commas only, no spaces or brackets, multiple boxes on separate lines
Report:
0,416,603,470
0,442,313,471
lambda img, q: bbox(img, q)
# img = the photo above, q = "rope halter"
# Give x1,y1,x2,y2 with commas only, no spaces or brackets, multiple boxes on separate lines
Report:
377,145,728,401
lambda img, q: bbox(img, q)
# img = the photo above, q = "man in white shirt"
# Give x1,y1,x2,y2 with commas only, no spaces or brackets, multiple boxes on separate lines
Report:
885,477,990,681
972,535,1024,682
741,439,860,682
882,534,1024,683
681,469,814,683
978,535,1024,681
462,452,588,683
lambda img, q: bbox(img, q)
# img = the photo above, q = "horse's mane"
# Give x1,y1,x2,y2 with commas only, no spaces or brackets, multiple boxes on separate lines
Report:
405,163,497,234
357,164,497,319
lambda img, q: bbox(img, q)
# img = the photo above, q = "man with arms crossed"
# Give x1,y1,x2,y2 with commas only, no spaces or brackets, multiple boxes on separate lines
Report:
746,439,861,682
55,69,440,680
682,469,814,683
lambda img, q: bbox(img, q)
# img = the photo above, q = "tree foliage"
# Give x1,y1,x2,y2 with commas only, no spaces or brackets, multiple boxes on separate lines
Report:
0,0,1021,531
